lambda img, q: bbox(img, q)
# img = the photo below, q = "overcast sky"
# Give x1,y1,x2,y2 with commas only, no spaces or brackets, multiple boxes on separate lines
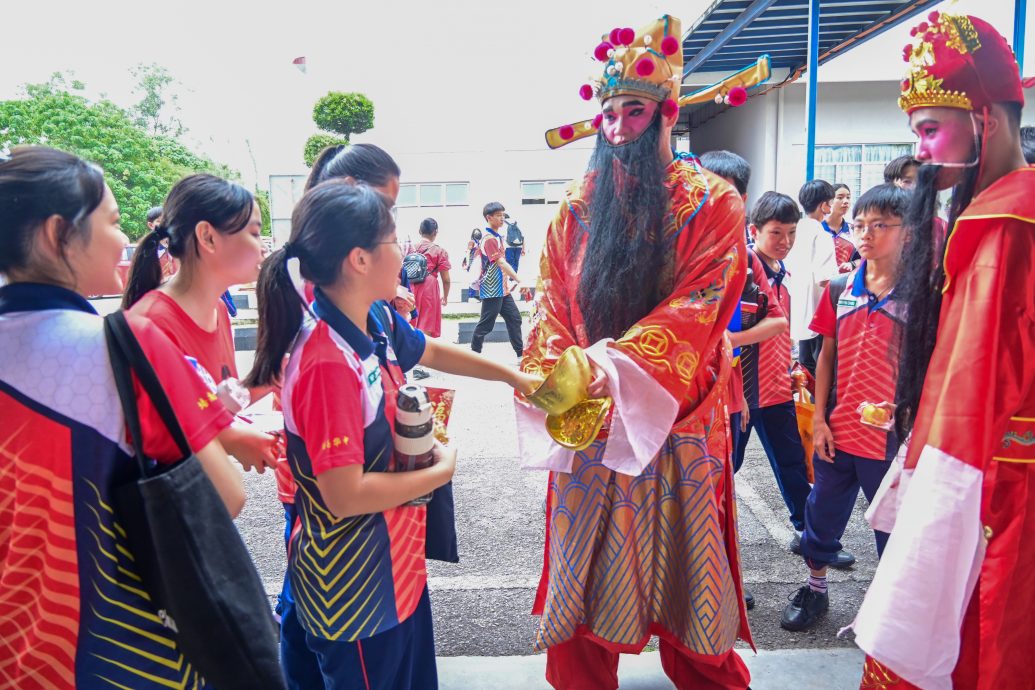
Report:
0,0,1027,187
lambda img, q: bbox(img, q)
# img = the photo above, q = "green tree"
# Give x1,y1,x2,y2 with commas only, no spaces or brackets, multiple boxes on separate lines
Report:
303,133,345,167
0,78,237,240
254,188,272,236
130,63,184,137
303,91,374,166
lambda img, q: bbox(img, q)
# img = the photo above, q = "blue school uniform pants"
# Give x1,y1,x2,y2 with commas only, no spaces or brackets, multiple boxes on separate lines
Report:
801,450,891,569
282,586,438,690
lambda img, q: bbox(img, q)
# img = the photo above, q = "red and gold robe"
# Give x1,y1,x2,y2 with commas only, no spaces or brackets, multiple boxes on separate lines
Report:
516,156,753,665
853,166,1035,690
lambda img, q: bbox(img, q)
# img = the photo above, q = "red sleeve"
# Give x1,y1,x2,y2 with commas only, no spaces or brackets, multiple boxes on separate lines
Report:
909,219,1035,470
126,315,233,463
482,236,503,263
293,359,365,474
438,246,452,272
809,283,837,338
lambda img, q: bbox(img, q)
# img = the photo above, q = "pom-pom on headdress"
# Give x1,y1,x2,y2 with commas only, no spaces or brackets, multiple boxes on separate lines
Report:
546,15,771,149
899,12,1025,114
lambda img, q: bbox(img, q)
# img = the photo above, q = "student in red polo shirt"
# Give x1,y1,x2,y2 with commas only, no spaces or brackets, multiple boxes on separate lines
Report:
734,192,816,544
247,180,539,689
780,184,910,632
122,174,280,474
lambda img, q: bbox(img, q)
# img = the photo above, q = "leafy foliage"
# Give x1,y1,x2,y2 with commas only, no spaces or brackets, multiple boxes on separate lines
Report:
0,78,238,240
304,91,374,166
312,92,374,137
130,63,184,137
254,187,272,236
303,133,347,167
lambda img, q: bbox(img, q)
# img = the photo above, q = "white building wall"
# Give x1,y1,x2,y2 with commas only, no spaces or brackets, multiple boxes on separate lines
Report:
271,144,600,289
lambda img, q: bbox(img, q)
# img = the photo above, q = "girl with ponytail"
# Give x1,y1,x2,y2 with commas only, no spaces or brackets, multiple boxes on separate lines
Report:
124,174,280,473
246,180,537,689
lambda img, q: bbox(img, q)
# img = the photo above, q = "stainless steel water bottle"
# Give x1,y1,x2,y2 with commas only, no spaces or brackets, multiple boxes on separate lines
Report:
393,383,435,506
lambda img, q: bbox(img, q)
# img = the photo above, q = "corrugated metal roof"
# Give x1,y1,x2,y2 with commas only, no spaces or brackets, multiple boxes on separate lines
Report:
681,0,941,76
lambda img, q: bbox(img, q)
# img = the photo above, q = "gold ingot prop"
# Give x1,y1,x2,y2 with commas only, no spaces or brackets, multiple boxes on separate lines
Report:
546,397,613,451
526,346,612,450
526,346,593,416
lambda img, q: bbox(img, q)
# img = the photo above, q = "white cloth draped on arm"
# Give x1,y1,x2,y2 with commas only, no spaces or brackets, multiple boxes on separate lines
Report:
849,444,986,690
515,339,679,477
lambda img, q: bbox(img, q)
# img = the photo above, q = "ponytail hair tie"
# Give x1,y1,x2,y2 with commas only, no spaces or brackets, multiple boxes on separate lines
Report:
154,224,171,240
282,241,294,259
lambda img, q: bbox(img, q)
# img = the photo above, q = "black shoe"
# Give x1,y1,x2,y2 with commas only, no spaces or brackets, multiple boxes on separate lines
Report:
789,532,802,554
744,591,755,610
828,549,856,570
780,586,829,631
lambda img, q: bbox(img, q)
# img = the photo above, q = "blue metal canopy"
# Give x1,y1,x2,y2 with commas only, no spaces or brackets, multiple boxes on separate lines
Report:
681,0,942,78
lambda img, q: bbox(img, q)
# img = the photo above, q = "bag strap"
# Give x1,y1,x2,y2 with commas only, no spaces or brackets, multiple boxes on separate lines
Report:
105,312,192,476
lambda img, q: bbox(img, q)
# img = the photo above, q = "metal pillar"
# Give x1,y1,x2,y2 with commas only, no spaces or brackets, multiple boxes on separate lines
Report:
805,0,820,180
1015,0,1027,75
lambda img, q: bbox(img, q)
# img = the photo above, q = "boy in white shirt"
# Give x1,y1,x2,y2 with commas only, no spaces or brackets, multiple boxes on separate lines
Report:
784,180,839,375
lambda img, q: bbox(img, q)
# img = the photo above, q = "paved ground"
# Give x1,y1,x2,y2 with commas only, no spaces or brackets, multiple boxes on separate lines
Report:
230,316,880,668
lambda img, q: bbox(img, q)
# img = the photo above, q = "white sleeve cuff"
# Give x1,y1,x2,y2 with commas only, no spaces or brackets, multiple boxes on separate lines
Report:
514,340,679,477
585,339,679,476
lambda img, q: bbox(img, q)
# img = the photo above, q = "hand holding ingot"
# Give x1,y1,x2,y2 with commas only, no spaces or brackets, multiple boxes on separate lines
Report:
526,346,613,451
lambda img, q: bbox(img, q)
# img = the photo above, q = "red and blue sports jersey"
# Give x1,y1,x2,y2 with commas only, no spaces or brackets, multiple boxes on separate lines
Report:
810,263,904,461
479,229,506,298
0,283,232,689
740,249,793,409
822,219,857,272
282,289,428,642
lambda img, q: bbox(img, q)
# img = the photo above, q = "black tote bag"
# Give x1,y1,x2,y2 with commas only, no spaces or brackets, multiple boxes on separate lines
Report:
105,312,285,690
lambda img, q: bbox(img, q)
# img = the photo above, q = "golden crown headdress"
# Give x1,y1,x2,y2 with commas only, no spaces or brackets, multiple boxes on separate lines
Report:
545,14,771,149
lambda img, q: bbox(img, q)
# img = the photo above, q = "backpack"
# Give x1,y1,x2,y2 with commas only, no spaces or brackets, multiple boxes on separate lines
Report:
402,251,429,284
505,221,524,247
826,273,852,311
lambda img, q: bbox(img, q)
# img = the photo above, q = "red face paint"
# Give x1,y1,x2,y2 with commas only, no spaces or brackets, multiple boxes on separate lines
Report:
910,107,978,166
600,96,660,146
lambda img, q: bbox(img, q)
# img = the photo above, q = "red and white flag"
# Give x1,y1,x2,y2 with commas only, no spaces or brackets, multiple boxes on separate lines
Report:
292,56,307,74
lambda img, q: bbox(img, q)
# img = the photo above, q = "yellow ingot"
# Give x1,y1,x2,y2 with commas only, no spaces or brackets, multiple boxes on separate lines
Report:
527,346,594,416
546,398,613,451
525,346,612,450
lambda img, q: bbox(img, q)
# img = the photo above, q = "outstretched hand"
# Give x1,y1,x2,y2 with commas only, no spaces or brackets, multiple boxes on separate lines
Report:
512,370,543,397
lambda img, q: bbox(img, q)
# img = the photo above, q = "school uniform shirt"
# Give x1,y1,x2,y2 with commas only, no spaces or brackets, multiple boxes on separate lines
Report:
479,228,508,298
0,282,232,690
821,218,857,272
809,263,904,461
281,289,428,642
740,250,793,409
784,217,839,341
130,289,238,385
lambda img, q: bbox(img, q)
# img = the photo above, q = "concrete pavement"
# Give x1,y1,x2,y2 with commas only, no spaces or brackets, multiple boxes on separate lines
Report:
438,648,866,690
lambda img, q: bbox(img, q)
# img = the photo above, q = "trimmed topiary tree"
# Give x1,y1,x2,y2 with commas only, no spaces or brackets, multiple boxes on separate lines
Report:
302,91,374,166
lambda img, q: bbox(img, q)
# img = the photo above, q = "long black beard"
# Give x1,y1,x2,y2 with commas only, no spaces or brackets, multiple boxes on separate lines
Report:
894,161,980,438
576,116,669,342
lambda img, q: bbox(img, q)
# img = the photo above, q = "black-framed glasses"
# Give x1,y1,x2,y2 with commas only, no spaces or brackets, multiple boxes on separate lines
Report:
852,222,902,236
